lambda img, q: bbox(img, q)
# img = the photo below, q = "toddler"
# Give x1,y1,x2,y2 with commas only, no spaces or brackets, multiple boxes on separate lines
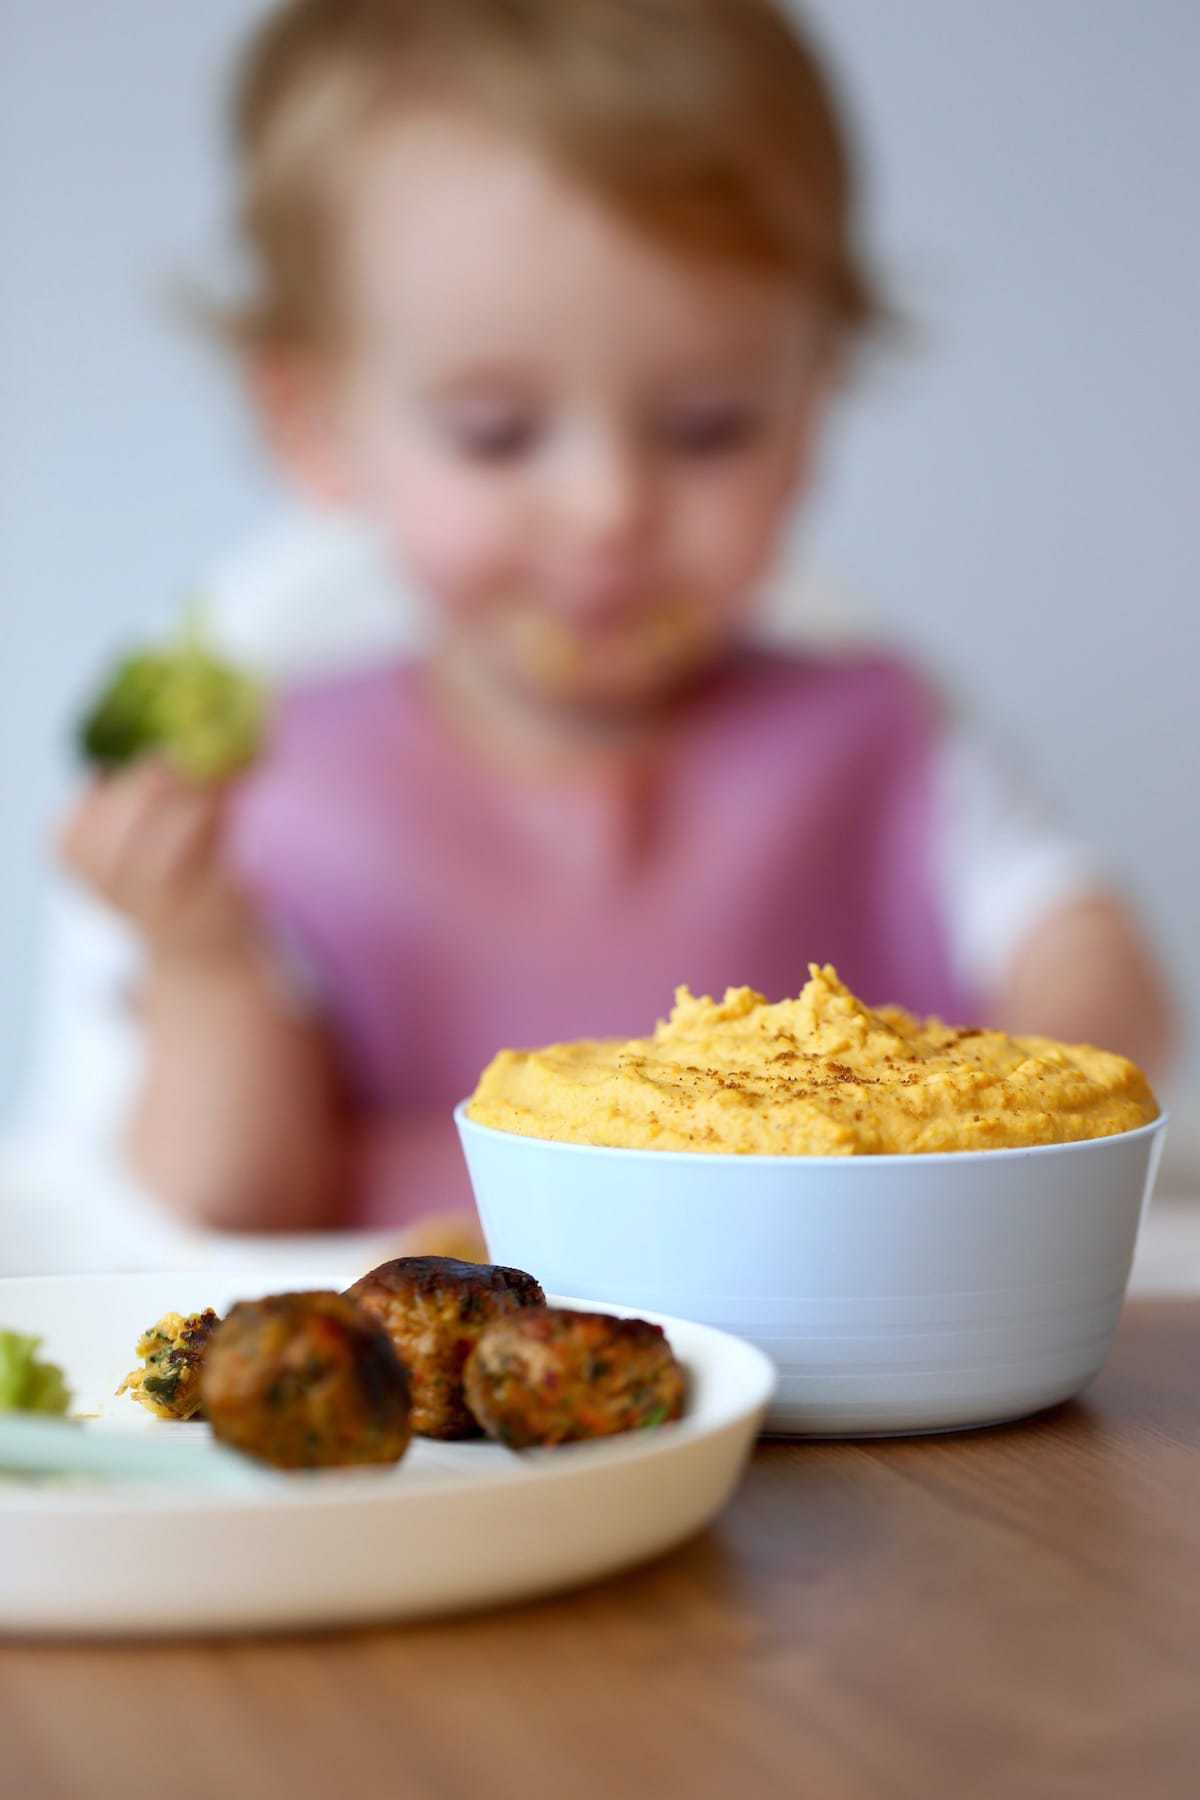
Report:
61,0,1173,1234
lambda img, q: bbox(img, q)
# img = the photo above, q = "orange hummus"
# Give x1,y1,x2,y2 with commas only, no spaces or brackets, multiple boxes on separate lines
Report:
467,965,1159,1155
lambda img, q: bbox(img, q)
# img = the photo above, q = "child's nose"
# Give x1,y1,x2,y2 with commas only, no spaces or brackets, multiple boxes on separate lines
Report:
551,432,654,558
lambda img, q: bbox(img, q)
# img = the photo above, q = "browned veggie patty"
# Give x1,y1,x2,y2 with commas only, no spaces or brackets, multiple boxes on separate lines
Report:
201,1291,411,1470
464,1308,686,1448
117,1309,220,1421
344,1257,546,1439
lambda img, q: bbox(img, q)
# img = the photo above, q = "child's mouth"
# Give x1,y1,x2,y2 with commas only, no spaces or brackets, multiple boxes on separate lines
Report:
500,601,718,697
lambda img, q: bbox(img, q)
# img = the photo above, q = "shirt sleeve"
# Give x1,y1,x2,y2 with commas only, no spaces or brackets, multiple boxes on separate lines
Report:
932,722,1108,1005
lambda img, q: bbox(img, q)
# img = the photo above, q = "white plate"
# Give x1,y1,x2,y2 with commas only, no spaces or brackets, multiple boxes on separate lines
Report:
0,1271,774,1636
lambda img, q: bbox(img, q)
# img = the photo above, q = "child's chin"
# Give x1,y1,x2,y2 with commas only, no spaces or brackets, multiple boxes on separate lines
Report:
518,652,706,717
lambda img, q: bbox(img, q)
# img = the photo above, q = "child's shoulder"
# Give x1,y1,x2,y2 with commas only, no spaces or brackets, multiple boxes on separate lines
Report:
272,655,416,737
731,642,946,726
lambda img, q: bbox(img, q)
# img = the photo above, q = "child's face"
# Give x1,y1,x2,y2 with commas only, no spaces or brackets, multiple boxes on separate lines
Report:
277,113,830,712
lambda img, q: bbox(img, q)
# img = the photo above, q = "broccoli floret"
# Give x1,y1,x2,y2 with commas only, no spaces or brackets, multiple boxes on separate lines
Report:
79,650,174,768
78,628,264,782
0,1329,72,1416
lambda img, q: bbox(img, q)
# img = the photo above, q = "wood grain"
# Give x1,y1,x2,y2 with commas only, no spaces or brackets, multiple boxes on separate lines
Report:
2,1299,1197,1800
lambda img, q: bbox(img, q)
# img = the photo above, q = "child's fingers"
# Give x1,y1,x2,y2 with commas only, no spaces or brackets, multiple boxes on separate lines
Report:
56,785,104,875
57,759,250,955
392,1211,488,1263
181,791,242,911
138,797,219,910
82,760,181,903
58,767,157,889
59,759,192,909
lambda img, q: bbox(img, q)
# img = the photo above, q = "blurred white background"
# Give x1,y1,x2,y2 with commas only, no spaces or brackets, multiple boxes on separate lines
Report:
2,1,1197,1137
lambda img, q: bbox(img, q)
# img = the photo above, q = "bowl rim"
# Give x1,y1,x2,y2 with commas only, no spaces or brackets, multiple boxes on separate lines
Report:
453,1101,1168,1169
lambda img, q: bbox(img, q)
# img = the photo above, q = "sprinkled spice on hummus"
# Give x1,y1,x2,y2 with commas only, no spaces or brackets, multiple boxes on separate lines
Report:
468,965,1159,1155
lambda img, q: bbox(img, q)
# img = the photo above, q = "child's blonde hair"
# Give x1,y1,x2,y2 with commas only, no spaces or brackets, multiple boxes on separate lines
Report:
228,0,880,352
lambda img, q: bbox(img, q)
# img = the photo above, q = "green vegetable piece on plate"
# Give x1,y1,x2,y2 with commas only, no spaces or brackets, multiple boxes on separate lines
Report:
0,1330,72,1416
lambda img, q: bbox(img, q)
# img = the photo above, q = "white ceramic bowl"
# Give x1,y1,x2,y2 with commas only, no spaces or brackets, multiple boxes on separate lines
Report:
455,1104,1168,1437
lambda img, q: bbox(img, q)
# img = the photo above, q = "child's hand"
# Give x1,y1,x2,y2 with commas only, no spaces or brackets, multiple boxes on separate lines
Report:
58,758,254,964
389,1210,488,1264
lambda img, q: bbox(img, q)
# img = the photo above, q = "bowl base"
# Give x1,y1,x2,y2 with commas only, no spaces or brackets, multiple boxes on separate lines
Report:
760,1385,1089,1441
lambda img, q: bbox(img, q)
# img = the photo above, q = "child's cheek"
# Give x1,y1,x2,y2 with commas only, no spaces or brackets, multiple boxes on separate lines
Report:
379,463,525,617
673,462,799,604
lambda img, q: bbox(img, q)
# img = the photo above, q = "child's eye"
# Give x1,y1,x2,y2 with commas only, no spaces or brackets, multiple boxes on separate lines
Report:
445,411,541,463
658,408,762,457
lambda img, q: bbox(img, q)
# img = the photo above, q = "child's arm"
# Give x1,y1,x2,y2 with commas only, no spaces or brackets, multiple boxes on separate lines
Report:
59,760,345,1232
128,941,346,1232
936,725,1178,1084
991,890,1177,1082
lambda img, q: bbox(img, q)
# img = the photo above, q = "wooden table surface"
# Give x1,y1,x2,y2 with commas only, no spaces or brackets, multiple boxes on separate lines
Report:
3,1297,1197,1800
